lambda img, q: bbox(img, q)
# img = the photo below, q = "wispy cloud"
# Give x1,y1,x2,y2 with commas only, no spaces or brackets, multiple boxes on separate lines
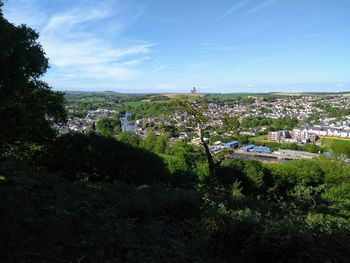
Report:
40,1,156,82
5,0,161,87
245,0,280,15
3,0,47,28
217,0,248,21
200,42,299,50
146,59,166,73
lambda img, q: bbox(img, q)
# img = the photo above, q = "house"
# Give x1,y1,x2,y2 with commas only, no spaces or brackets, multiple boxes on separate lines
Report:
268,130,291,142
340,130,349,138
268,131,281,142
292,127,302,140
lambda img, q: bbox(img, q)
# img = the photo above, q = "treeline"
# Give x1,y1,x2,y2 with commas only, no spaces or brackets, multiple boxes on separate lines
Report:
241,116,299,131
131,102,172,120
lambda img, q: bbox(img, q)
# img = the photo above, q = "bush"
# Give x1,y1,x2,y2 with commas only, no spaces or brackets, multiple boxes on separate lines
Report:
40,132,168,185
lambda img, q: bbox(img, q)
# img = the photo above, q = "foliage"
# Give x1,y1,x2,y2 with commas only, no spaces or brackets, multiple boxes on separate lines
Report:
0,169,202,262
64,91,144,115
174,98,216,175
241,116,298,130
96,116,121,137
39,132,168,185
163,141,208,187
0,9,66,146
140,133,167,154
222,115,240,134
118,131,141,146
132,102,171,120
320,104,350,120
331,140,350,160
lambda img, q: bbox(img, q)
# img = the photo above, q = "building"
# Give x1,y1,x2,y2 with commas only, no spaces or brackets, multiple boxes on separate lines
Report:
292,127,302,140
268,131,282,142
241,145,255,152
292,125,350,140
224,141,239,149
241,144,272,153
253,146,273,153
268,130,291,142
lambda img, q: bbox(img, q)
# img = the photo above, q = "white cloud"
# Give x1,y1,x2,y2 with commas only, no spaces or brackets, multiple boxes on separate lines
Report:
245,0,280,15
40,1,155,82
217,0,248,21
5,0,159,85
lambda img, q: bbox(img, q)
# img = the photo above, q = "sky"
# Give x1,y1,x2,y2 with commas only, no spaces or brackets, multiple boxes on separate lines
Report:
3,0,350,93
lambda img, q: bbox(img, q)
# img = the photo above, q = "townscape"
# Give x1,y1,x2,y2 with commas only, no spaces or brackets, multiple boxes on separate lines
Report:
61,93,350,163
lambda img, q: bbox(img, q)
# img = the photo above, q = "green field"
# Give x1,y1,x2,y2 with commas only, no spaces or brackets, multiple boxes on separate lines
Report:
120,100,147,108
319,136,350,147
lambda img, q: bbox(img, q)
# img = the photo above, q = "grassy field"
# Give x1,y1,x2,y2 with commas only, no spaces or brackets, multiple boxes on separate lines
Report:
319,136,350,147
161,93,203,99
253,134,269,142
120,100,147,108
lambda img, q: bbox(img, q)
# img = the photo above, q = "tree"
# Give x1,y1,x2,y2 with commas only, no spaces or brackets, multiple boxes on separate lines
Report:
0,4,66,146
118,131,141,146
222,115,240,135
175,98,216,175
41,132,168,184
96,117,120,137
141,132,158,152
154,135,167,154
331,141,350,163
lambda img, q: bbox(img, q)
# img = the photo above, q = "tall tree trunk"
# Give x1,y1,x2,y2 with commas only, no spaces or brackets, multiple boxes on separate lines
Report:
197,124,215,175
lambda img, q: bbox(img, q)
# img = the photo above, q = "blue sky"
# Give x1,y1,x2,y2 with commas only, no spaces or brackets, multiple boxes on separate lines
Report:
3,0,350,93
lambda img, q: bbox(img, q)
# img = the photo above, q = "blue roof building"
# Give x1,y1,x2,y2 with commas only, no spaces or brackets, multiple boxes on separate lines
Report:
241,145,255,151
224,140,239,148
241,144,272,153
253,146,272,153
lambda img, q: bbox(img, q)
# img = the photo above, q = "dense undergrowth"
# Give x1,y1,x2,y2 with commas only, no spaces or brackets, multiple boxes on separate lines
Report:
1,133,350,262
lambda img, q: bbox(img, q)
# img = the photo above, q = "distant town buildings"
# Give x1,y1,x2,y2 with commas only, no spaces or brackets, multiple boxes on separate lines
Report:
61,95,350,148
268,124,350,144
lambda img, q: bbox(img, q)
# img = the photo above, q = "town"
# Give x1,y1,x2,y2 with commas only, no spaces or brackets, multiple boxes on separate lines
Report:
59,93,350,162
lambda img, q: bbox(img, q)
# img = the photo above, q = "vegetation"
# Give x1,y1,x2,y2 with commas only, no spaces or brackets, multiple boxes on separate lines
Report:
174,98,216,175
96,116,121,137
241,116,298,131
0,6,66,146
131,102,172,120
319,104,350,120
118,131,141,146
64,91,146,114
1,3,350,262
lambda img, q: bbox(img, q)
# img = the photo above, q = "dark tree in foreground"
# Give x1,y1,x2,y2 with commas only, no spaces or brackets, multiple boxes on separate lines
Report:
0,3,66,146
